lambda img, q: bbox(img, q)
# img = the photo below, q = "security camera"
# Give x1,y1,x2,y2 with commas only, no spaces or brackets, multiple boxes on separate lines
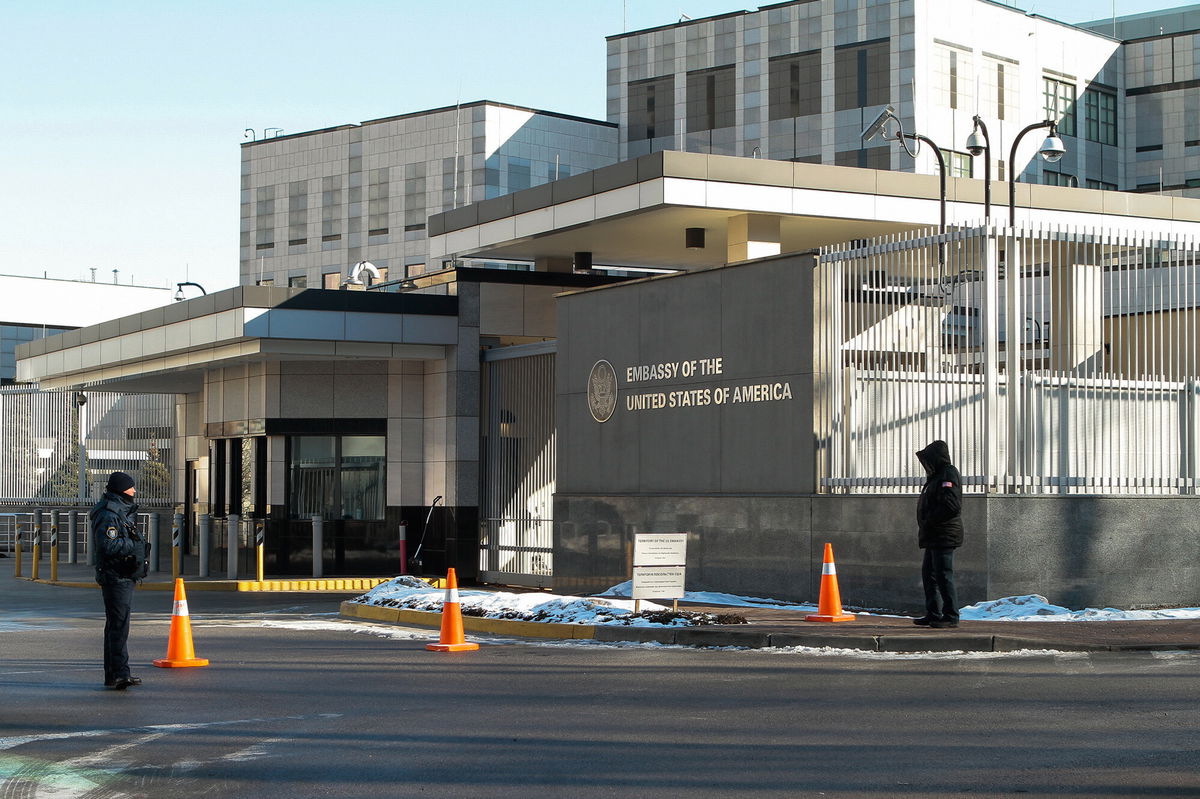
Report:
965,129,986,157
1038,134,1065,163
861,105,896,142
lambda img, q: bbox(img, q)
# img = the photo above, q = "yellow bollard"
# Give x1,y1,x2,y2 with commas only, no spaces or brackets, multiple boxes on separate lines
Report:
13,521,22,578
30,516,41,581
255,521,265,583
50,512,59,583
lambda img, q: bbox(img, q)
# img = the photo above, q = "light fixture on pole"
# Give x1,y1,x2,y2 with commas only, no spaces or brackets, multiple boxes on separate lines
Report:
965,115,992,221
861,105,947,263
1007,120,1065,226
174,281,207,301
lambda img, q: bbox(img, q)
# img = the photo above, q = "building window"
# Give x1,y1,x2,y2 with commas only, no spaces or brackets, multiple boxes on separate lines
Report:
1085,179,1117,190
1043,170,1076,187
288,435,385,521
256,279,274,286
321,175,342,240
835,147,890,170
508,158,531,192
686,65,736,133
996,63,1006,120
255,185,275,250
835,39,890,111
941,149,972,179
628,75,675,142
768,51,821,120
1084,89,1117,146
288,275,308,288
322,272,340,290
1043,76,1076,137
368,168,389,236
288,180,308,247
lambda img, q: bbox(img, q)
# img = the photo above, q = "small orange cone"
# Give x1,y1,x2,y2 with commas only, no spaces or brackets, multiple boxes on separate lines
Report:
805,543,855,623
153,578,210,668
426,568,479,652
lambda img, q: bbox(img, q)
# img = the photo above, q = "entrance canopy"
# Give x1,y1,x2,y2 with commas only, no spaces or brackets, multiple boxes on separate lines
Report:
16,285,457,392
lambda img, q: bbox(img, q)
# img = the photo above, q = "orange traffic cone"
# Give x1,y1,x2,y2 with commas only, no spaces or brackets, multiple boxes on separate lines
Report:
426,568,479,652
805,543,855,623
153,578,210,668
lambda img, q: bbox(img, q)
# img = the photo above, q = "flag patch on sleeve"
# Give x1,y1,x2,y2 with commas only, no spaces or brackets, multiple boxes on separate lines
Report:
941,481,954,488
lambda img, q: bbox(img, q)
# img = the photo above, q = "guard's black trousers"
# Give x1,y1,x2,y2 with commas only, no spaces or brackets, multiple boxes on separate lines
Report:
921,547,959,621
101,576,135,683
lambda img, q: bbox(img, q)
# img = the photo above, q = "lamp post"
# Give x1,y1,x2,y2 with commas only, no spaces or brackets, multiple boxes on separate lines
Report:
862,105,947,262
174,281,207,301
965,115,992,221
1007,120,1066,226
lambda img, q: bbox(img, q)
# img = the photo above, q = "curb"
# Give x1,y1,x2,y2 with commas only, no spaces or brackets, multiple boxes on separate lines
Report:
17,576,394,593
338,601,1200,653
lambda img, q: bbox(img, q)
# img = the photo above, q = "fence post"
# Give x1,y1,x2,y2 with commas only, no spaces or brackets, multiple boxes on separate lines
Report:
398,521,408,575
255,520,265,582
67,511,78,564
31,510,42,581
227,513,240,580
311,515,323,578
148,513,161,573
50,510,59,582
172,513,183,579
13,519,22,578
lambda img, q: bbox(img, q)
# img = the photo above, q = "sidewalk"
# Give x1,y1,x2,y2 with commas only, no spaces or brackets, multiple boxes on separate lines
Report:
339,599,1200,655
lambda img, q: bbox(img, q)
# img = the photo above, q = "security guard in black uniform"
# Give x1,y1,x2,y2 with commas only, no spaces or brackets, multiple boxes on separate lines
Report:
92,471,148,690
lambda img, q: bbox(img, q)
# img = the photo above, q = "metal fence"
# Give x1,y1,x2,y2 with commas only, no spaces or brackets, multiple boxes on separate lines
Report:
816,223,1200,495
0,386,176,506
479,343,556,586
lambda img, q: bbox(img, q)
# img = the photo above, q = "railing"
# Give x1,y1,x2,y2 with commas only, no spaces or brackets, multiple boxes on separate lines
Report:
816,223,1200,495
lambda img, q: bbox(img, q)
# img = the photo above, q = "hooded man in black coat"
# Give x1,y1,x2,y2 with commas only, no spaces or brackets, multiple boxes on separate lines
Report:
92,471,148,690
915,440,963,628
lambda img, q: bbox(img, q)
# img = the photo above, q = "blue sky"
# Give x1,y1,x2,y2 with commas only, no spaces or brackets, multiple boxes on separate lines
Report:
0,1,1180,290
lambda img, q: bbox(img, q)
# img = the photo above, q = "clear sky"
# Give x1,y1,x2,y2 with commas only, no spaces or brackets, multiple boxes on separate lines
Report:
0,1,1183,291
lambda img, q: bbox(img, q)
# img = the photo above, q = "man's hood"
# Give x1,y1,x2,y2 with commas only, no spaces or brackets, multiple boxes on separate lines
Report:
916,440,952,472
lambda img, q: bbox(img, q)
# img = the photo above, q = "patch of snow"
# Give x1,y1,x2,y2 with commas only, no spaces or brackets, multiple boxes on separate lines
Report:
960,594,1200,622
599,580,817,611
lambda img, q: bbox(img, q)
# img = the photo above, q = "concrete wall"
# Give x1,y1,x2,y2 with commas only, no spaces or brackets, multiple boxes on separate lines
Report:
554,493,1198,611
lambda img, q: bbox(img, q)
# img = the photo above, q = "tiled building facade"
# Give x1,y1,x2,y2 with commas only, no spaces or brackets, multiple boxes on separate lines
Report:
607,0,1200,197
240,102,618,289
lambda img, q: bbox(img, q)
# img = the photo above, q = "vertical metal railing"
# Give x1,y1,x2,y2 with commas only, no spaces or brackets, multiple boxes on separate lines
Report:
817,223,1200,496
479,342,556,587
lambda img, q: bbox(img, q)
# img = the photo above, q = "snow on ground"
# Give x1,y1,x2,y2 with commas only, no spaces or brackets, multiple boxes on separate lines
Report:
353,576,741,627
960,594,1200,622
352,578,1200,627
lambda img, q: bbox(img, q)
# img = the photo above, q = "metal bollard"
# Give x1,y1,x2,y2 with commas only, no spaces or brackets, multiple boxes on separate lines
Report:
398,521,408,575
198,514,211,577
50,510,60,583
311,515,323,578
227,514,240,580
67,511,78,564
255,520,265,582
13,520,23,578
171,513,183,579
148,513,161,573
31,511,42,581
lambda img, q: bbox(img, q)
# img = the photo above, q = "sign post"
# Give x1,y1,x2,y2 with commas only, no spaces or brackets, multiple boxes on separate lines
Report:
632,532,688,613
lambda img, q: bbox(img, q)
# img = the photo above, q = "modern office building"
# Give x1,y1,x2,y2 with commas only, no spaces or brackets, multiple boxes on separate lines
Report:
241,101,618,289
16,0,1200,608
607,0,1200,195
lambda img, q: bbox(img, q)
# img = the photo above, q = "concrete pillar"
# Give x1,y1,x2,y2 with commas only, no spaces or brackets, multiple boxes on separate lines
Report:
1050,262,1103,373
727,214,781,263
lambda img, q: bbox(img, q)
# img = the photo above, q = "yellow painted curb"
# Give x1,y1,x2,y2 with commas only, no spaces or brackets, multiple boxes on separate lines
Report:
338,600,597,640
20,576,391,593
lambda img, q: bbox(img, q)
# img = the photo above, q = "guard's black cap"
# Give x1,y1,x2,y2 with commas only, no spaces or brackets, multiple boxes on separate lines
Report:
105,471,135,494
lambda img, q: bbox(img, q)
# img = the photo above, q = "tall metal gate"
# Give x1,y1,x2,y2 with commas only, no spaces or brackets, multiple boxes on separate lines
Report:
479,342,555,587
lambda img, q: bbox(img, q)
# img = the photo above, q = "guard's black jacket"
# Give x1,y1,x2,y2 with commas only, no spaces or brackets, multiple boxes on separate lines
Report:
91,491,148,583
915,440,964,549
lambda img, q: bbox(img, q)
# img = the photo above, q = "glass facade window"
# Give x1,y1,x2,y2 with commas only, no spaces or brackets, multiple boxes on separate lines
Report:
1085,179,1118,190
768,51,821,120
255,185,275,250
368,168,389,235
941,149,972,179
0,324,73,382
1043,76,1076,137
1043,170,1076,187
834,146,890,169
288,435,385,521
288,275,308,288
834,40,890,111
686,65,736,133
321,175,342,240
627,75,675,142
508,158,531,192
996,63,1006,120
287,180,308,246
1084,89,1117,146
322,272,340,290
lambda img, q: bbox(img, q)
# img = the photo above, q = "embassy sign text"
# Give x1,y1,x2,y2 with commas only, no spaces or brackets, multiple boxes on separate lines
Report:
622,355,793,413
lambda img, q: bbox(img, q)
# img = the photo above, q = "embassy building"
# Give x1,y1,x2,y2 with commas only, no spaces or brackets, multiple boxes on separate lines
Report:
19,0,1200,610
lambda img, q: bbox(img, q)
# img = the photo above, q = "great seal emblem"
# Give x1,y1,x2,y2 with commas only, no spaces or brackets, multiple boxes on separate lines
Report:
587,359,617,423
